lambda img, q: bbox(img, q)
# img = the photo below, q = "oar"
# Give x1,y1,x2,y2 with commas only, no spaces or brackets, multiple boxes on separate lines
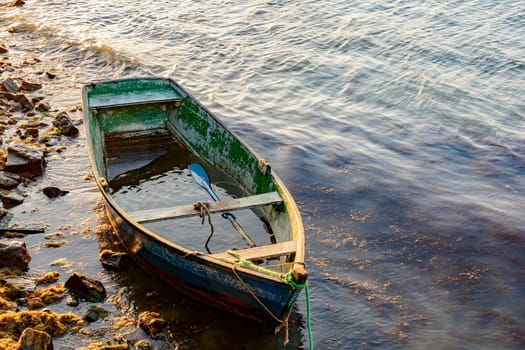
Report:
188,163,256,248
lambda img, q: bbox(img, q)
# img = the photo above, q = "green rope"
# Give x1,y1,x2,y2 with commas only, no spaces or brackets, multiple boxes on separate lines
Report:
223,251,313,349
304,281,313,350
284,272,313,350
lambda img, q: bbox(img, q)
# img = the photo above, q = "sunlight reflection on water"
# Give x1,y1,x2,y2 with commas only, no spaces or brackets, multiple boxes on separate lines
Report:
1,0,524,348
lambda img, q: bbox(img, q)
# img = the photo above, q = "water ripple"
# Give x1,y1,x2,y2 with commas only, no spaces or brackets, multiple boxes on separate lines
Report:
3,0,525,348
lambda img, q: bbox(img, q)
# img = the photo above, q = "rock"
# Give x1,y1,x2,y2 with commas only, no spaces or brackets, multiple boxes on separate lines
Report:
27,297,45,310
20,117,49,129
0,206,7,220
35,101,50,112
20,127,40,140
10,0,26,7
8,100,23,113
0,92,34,111
0,171,22,189
1,91,18,101
1,277,35,294
42,187,68,198
90,342,128,350
49,258,68,267
52,111,78,137
35,271,60,285
18,94,34,111
0,310,82,339
2,231,25,239
0,280,21,300
31,96,44,103
45,72,56,79
99,250,132,271
64,272,106,302
32,286,66,305
137,311,166,337
44,241,66,248
16,328,53,350
0,191,25,207
0,240,31,269
44,232,65,240
4,144,45,176
19,79,42,91
1,78,19,93
83,305,109,323
0,44,8,54
134,339,153,350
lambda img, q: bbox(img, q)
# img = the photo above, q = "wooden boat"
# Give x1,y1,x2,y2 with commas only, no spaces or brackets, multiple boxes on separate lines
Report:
82,77,307,325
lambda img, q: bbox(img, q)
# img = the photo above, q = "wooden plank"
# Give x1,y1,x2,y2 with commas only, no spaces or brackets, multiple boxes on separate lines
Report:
210,240,296,261
90,90,182,109
130,191,282,223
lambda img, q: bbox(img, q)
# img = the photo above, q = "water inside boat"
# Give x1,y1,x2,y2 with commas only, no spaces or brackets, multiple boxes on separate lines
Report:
105,134,272,253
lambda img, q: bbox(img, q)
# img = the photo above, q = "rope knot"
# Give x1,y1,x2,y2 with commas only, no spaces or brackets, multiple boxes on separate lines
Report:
194,201,210,219
194,201,214,253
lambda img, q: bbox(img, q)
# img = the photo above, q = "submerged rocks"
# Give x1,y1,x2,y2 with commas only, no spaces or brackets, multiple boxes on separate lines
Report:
99,249,132,271
34,101,50,112
42,186,68,199
10,0,26,7
0,31,82,218
83,305,109,323
0,310,82,342
16,327,53,350
137,311,166,337
4,144,45,176
35,272,60,286
52,111,78,137
19,79,42,92
0,191,25,207
0,91,33,110
64,272,106,302
0,240,31,269
1,78,18,93
0,171,22,189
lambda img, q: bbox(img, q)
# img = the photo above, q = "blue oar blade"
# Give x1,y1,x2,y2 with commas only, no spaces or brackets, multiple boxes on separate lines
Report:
188,163,209,188
188,163,220,201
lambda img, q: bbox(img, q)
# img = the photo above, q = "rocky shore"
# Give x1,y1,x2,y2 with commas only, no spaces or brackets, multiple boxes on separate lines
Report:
0,2,169,349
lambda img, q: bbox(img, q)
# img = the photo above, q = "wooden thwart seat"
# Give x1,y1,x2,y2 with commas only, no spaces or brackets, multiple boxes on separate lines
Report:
210,240,296,261
130,191,282,224
89,90,182,109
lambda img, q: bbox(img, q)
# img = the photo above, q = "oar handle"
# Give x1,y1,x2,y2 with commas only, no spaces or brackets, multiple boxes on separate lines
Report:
223,213,256,247
204,187,220,202
189,163,256,247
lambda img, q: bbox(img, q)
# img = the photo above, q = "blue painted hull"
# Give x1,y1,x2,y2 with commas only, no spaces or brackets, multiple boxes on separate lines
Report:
105,200,300,322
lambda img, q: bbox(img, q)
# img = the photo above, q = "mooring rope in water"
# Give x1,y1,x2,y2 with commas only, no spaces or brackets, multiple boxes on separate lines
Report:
304,281,313,350
231,264,292,344
226,251,313,349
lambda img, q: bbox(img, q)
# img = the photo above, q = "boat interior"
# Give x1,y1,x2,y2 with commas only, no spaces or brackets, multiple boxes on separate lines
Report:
84,79,301,272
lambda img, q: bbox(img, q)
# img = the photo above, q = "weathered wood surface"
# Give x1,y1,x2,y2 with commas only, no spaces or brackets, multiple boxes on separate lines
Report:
210,240,296,261
89,90,182,109
130,191,282,223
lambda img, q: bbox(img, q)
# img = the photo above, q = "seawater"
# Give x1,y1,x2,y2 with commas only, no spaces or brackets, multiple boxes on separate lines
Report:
0,0,524,349
106,134,271,252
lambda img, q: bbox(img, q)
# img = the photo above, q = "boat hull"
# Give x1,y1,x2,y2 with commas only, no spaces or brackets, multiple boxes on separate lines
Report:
82,77,306,323
104,200,299,322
